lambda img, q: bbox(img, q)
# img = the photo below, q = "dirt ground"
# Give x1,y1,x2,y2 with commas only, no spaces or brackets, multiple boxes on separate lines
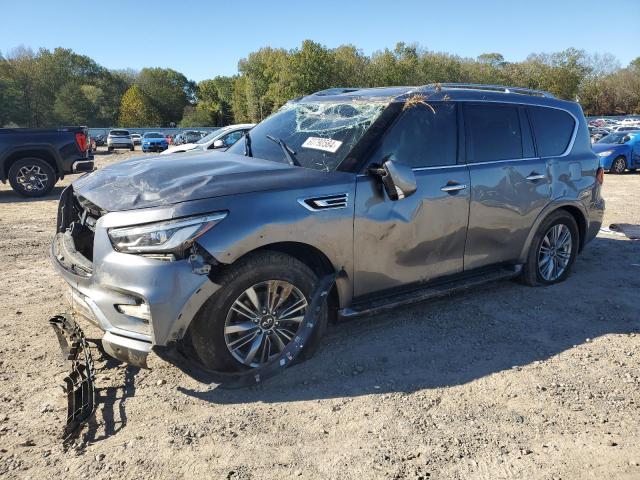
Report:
0,147,638,480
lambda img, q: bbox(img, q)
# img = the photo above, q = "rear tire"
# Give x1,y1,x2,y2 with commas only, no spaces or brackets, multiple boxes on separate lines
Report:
107,146,113,152
130,146,135,151
610,156,626,174
521,210,579,286
7,157,56,197
189,251,328,372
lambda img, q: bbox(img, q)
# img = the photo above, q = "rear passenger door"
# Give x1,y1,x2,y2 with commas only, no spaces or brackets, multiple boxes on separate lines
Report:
463,103,550,270
353,102,470,297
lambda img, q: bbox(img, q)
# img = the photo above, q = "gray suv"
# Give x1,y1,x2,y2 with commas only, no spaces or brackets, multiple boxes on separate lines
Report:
51,84,605,372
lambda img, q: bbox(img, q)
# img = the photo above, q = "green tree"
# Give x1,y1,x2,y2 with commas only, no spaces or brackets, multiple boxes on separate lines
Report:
118,85,161,127
136,68,195,126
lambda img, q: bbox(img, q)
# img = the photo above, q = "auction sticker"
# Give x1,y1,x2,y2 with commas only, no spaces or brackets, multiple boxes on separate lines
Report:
301,137,343,153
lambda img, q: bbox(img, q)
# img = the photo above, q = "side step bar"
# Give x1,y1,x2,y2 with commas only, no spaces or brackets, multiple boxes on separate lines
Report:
339,265,522,319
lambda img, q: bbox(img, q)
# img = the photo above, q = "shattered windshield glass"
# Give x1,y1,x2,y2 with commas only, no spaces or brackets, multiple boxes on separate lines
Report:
227,101,388,171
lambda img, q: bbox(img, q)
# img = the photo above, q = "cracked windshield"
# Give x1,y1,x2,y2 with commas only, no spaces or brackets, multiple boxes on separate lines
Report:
227,101,388,171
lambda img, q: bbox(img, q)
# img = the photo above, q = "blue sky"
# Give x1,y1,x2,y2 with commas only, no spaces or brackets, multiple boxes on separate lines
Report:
2,0,638,81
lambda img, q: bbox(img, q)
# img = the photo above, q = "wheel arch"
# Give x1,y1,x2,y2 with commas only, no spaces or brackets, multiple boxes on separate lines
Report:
222,241,346,318
2,147,61,181
519,201,588,262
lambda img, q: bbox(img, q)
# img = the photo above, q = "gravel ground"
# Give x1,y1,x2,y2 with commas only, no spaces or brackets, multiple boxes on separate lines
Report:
0,147,639,479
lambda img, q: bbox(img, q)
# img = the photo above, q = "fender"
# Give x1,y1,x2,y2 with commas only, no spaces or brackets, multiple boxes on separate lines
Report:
517,198,589,263
0,144,64,181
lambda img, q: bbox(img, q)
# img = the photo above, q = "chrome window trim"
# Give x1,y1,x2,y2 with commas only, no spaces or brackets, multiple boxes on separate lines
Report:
465,157,540,166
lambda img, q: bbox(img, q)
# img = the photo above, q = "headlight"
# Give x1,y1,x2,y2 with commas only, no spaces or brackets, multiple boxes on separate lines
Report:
108,212,227,254
597,150,613,157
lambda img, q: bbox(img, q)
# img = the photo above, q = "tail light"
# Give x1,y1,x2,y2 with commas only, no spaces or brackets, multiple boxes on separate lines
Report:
75,132,88,152
596,167,604,185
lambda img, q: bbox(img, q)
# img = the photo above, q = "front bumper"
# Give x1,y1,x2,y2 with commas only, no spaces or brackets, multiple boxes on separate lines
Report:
51,224,220,367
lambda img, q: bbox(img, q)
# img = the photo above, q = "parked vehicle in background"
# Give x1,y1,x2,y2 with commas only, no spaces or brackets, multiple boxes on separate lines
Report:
611,125,638,133
0,126,93,197
141,132,169,152
181,130,208,144
173,133,184,145
107,129,134,151
51,84,604,373
161,124,254,155
589,126,610,143
592,130,640,173
131,133,142,145
93,134,106,147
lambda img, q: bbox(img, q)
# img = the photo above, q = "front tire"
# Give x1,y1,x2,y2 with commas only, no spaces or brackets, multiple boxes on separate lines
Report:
610,156,627,174
7,157,56,197
189,251,327,372
521,210,579,286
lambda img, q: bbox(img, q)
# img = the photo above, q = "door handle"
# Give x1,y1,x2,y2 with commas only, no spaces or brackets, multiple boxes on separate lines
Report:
526,173,546,181
440,183,467,193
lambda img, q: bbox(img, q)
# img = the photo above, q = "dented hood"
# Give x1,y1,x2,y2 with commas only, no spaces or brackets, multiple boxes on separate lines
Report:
72,151,329,212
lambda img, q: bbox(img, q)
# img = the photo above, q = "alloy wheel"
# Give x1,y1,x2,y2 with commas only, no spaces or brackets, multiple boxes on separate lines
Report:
612,157,626,174
16,165,49,192
538,224,572,282
224,280,308,367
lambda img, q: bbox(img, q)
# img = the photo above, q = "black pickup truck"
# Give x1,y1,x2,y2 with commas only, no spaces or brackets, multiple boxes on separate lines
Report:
0,126,94,197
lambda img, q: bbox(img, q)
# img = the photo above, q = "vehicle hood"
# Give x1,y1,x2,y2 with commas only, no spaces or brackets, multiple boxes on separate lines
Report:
592,143,626,154
72,151,341,212
162,143,200,154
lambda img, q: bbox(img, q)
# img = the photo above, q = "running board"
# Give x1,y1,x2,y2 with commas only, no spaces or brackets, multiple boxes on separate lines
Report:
339,265,522,319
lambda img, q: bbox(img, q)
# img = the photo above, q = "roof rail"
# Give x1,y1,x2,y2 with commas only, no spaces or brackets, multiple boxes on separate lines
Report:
429,83,555,98
312,87,361,96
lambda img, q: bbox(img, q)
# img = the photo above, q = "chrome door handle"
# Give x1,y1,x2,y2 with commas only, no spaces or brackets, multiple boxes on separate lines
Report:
526,173,546,181
440,183,467,193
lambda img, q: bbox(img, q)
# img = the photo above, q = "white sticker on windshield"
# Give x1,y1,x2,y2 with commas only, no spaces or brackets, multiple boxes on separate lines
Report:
301,137,343,153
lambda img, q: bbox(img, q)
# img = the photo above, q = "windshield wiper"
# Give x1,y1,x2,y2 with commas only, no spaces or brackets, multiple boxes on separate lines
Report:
265,135,300,166
244,131,253,157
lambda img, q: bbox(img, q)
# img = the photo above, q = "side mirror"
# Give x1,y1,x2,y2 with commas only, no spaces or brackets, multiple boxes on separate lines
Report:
368,158,417,201
212,139,225,149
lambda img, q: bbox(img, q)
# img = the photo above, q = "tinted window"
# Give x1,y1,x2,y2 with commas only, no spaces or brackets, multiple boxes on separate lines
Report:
528,106,575,157
464,104,522,162
371,102,457,168
110,130,129,136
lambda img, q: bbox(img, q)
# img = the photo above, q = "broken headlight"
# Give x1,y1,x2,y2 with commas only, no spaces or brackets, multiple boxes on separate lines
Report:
108,212,227,254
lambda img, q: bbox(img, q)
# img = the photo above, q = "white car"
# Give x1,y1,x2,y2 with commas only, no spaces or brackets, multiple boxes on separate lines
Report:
107,129,134,151
161,124,254,155
130,133,142,145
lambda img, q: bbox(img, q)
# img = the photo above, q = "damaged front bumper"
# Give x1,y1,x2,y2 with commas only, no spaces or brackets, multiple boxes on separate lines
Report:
51,212,220,368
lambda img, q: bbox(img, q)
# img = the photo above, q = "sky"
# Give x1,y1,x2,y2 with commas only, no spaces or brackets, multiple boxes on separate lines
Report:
1,0,638,82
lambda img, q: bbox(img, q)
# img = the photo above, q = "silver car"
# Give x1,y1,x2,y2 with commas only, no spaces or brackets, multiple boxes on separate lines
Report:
52,84,605,372
107,129,134,151
161,124,255,155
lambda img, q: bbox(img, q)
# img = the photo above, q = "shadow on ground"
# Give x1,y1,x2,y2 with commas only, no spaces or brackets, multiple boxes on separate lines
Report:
175,236,639,405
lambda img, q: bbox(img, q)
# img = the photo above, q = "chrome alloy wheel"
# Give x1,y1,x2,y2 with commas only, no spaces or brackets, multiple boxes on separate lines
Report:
538,224,572,282
16,165,49,192
224,280,308,367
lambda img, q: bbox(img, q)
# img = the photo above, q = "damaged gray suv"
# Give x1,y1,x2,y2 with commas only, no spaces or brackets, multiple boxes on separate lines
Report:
52,84,605,372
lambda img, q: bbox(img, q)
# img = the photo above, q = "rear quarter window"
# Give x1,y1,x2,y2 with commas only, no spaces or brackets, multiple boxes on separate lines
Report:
528,107,575,157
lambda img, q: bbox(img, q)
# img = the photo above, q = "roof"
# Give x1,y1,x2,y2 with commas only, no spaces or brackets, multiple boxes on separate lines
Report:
299,83,576,110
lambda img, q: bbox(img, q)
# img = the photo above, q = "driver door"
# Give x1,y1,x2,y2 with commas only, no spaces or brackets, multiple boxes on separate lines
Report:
353,102,470,298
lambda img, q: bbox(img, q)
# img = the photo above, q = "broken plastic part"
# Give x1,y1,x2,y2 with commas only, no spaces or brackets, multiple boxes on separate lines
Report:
49,314,96,442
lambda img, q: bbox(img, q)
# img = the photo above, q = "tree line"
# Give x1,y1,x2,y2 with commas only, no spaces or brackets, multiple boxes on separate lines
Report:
1,42,639,129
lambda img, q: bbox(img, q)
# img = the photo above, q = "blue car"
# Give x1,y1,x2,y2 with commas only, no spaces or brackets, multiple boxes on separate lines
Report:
141,132,168,152
592,130,640,173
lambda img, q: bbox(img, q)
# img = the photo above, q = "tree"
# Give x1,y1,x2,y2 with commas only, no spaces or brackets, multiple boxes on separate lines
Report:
136,68,195,126
118,85,161,127
179,105,215,127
